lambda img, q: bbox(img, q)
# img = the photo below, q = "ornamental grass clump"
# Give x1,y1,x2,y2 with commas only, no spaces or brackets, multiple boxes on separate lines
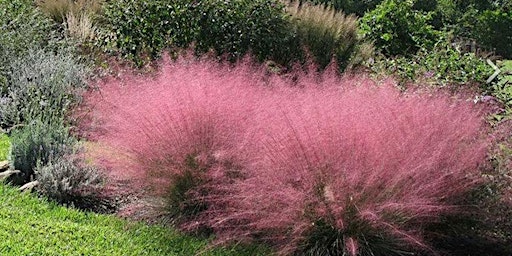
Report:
200,81,488,255
286,0,373,70
83,55,266,230
83,54,489,254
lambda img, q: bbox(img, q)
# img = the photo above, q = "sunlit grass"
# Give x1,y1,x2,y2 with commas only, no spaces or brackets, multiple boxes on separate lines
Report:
0,184,268,255
0,134,9,161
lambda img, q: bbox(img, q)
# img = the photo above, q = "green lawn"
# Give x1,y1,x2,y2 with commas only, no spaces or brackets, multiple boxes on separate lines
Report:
0,184,267,256
0,134,9,161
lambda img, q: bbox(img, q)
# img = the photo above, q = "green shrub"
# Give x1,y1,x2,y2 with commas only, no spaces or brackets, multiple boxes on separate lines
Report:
8,119,75,185
35,155,104,209
0,48,87,127
371,38,493,88
98,0,197,64
305,0,383,16
360,0,439,56
473,10,512,59
490,64,512,121
286,1,373,70
97,0,297,66
194,0,298,64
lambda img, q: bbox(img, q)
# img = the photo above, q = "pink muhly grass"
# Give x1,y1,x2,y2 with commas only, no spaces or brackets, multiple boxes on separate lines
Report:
81,54,489,254
82,55,267,228
202,80,489,255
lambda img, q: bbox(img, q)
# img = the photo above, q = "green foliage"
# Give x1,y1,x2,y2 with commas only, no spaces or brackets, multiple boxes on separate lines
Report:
0,184,269,255
0,48,87,127
423,1,512,58
98,0,197,64
371,38,493,87
9,120,75,185
305,0,383,16
360,0,439,56
98,0,297,66
0,134,9,161
474,10,512,58
35,155,105,209
195,0,298,64
491,61,512,121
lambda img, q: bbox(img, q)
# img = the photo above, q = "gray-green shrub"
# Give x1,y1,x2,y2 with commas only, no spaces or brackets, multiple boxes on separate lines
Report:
0,48,87,127
35,155,104,208
0,0,61,90
8,119,75,185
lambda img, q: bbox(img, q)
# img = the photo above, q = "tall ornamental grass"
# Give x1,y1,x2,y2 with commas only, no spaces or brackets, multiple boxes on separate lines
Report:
83,55,489,255
205,82,488,255
82,55,266,228
286,0,373,70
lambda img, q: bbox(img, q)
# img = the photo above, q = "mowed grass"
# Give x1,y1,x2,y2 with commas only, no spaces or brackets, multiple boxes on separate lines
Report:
0,134,9,161
0,184,268,256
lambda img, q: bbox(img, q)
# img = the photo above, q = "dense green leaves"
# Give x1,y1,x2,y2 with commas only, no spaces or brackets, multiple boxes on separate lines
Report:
474,10,512,58
360,0,439,57
195,0,297,63
98,0,197,64
98,0,296,66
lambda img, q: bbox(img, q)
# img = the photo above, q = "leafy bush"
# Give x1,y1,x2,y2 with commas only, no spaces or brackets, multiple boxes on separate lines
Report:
473,10,512,59
97,0,201,64
194,0,298,64
286,1,373,70
97,0,297,66
35,154,104,209
8,119,75,185
370,38,493,87
306,0,383,16
0,48,87,127
360,0,439,56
